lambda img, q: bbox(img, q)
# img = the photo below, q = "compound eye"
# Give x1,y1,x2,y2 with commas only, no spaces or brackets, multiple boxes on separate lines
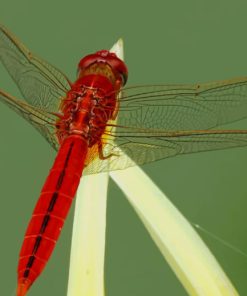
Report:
118,67,128,86
104,53,128,85
78,54,99,72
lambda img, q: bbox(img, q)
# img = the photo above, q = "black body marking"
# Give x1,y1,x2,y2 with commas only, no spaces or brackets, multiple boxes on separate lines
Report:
23,142,75,278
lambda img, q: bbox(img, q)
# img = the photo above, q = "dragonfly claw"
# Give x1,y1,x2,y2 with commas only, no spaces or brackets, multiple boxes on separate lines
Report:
98,142,119,160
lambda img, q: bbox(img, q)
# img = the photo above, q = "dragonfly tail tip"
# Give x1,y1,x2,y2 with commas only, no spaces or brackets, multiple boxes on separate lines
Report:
17,278,31,296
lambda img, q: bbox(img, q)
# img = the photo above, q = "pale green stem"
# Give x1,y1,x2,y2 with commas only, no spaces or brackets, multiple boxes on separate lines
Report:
67,173,109,296
110,162,239,296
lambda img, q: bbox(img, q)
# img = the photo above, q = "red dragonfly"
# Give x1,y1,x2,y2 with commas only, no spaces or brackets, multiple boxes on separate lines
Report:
1,25,247,296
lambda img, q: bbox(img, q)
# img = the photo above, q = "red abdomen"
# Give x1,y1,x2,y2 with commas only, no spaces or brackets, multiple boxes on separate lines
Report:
17,136,88,296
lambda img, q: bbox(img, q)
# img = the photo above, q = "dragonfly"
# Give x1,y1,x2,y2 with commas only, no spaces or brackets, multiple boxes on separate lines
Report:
1,25,247,296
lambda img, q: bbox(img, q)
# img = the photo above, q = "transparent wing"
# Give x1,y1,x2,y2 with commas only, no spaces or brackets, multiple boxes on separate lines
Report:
2,25,247,175
84,128,247,174
85,77,247,174
118,77,247,131
0,89,59,150
0,24,71,112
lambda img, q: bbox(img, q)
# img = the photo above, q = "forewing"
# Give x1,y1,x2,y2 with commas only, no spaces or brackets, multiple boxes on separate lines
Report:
0,24,71,112
118,77,247,131
0,89,59,150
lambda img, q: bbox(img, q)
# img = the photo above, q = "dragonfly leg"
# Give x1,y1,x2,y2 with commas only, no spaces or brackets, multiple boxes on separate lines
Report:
111,99,119,120
98,141,119,160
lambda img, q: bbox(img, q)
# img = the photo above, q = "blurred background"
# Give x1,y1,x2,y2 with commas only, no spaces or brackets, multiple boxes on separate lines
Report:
0,0,247,295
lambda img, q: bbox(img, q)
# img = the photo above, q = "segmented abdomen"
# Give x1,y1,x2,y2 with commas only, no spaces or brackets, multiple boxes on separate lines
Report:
17,135,88,296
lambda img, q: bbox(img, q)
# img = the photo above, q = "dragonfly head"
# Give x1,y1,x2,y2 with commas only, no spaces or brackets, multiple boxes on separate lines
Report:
78,50,128,86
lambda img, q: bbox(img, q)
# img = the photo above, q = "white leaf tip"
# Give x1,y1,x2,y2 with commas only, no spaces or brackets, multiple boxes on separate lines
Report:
109,38,124,60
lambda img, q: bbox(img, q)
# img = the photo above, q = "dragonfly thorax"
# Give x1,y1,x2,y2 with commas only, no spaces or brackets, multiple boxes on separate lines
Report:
56,75,119,146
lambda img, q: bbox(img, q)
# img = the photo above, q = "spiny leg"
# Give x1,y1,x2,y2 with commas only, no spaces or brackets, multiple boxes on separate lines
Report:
98,140,119,160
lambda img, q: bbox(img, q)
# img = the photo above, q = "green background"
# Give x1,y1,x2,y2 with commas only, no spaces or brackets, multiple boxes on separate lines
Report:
0,0,247,295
